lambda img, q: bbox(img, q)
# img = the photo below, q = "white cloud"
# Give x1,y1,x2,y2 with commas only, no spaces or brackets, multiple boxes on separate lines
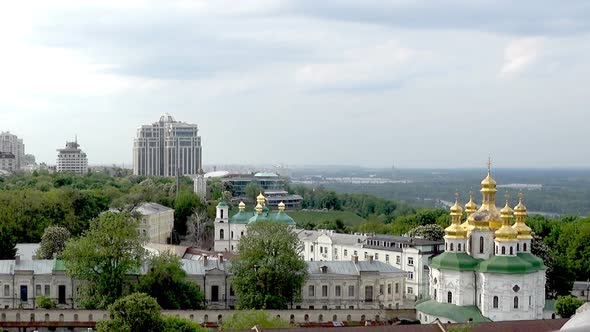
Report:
295,40,422,88
500,38,543,78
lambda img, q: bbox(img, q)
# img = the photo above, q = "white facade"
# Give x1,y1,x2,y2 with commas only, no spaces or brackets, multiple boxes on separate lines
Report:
213,203,247,252
194,171,207,199
56,140,88,174
133,113,202,177
0,152,16,172
133,203,174,244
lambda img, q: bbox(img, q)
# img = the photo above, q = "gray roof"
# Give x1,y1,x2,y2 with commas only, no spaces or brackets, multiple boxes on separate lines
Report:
133,202,173,215
0,260,54,274
573,281,590,291
306,260,405,276
296,230,367,246
366,234,444,246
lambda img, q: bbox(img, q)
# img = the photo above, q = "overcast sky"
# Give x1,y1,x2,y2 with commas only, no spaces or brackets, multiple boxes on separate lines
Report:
1,0,589,168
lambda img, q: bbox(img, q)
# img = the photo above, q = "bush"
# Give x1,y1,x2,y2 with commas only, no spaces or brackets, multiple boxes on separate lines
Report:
36,296,56,309
221,310,291,330
555,295,584,318
162,316,207,332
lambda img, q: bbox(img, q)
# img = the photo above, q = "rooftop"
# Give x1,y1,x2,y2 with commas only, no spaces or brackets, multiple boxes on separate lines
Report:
416,299,491,323
133,202,174,215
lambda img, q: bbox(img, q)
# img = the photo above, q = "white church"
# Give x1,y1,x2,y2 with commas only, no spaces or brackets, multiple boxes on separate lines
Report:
416,166,546,323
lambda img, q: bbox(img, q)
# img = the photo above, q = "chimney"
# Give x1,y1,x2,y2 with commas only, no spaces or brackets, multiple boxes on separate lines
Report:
369,255,374,263
15,255,20,265
218,254,224,264
203,254,208,267
352,255,358,264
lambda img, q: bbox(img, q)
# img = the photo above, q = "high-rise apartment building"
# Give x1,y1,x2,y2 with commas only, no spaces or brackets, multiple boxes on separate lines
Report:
133,114,202,177
56,139,88,174
0,131,25,169
0,152,16,172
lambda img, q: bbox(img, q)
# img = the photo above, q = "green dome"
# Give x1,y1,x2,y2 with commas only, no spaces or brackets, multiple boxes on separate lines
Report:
248,213,268,224
477,255,535,274
217,201,228,208
273,211,296,225
430,252,482,271
231,211,252,224
517,252,545,270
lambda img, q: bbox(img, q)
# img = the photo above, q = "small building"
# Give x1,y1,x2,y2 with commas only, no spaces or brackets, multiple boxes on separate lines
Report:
572,281,590,302
56,139,88,174
133,203,174,244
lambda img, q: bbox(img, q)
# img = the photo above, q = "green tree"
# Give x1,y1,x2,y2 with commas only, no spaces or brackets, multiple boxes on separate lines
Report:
62,212,146,308
162,316,206,332
244,182,263,203
555,295,584,318
0,226,17,259
137,253,203,309
230,220,307,309
221,310,290,330
36,295,57,309
174,191,203,236
37,226,71,259
96,293,163,332
407,224,445,241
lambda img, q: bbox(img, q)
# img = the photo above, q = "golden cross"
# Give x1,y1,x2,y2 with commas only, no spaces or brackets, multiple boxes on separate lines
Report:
504,191,510,203
487,157,492,173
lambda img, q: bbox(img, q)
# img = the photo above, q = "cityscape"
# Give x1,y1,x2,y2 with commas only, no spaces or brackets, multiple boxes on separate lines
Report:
1,1,590,332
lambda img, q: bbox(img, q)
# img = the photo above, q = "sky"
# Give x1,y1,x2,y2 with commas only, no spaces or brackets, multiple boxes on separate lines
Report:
1,0,589,168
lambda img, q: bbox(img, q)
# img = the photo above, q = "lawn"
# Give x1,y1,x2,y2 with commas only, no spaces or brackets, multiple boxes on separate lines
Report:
287,210,366,226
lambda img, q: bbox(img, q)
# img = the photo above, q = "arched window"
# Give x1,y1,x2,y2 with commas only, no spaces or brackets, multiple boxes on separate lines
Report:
434,288,437,300
514,296,519,309
517,243,520,251
231,231,234,239
446,243,448,250
510,247,513,255
450,243,454,251
501,246,505,255
493,296,499,308
458,243,462,251
220,229,224,240
479,237,484,253
523,243,527,251
447,291,452,304
495,245,498,254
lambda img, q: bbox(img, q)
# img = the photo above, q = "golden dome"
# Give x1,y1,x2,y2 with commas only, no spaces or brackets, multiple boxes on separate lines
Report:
512,192,532,239
238,201,246,211
475,159,501,229
255,202,263,215
495,195,518,242
278,201,286,212
445,194,467,239
256,192,266,206
461,192,478,231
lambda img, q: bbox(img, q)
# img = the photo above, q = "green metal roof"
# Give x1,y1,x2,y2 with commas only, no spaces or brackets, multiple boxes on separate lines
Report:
517,252,546,271
416,300,491,323
477,255,536,274
217,201,228,207
430,252,482,271
271,211,296,225
230,211,252,224
248,213,269,224
53,260,67,271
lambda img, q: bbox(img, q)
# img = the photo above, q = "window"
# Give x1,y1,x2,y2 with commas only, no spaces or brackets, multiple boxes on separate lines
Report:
335,285,341,297
514,296,519,309
396,256,400,264
387,284,392,295
380,284,384,295
348,285,355,297
493,296,499,308
320,247,323,254
310,245,313,252
450,243,454,251
495,245,498,254
517,243,520,251
344,249,348,257
510,247,513,255
502,246,506,255
479,237,484,253
408,272,414,280
322,285,328,297
447,291,453,304
395,283,399,294
386,254,390,263
44,285,50,296
231,231,234,239
220,210,224,218
20,285,28,302
524,243,527,251
308,285,315,297
458,243,461,251
529,296,532,307
375,253,379,260
408,287,414,294
4,285,9,297
219,229,224,240
354,250,358,256
36,285,41,296
364,252,368,259
434,288,437,300
408,257,414,266
334,248,338,256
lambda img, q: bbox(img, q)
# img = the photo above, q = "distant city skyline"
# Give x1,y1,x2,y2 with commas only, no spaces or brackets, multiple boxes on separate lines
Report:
1,1,589,168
